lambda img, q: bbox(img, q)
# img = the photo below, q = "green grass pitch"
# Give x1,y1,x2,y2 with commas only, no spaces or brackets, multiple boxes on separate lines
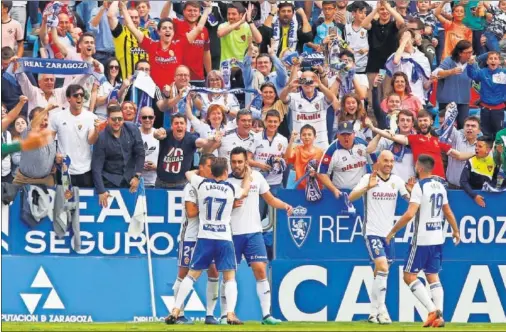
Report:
3,322,506,331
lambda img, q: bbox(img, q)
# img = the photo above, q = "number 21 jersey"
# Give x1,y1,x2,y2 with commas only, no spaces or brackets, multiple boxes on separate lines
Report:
410,178,448,246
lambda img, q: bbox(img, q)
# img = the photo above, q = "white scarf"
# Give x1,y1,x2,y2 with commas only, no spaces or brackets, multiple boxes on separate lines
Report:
271,14,298,55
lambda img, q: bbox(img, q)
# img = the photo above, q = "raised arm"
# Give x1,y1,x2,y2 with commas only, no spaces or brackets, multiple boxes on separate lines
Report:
218,15,246,38
280,79,299,104
361,5,378,30
1,96,28,132
366,133,382,154
107,0,120,30
120,1,145,43
384,1,405,28
315,75,339,111
435,0,451,25
246,3,262,44
365,118,409,145
51,26,70,57
187,5,212,44
284,131,298,161
160,0,172,19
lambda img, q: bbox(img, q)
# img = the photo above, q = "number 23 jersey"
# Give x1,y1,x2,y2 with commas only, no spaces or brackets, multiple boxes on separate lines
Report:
190,174,242,241
410,178,448,246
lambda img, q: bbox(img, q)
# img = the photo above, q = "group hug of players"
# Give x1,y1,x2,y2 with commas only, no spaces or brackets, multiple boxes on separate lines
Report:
165,147,460,327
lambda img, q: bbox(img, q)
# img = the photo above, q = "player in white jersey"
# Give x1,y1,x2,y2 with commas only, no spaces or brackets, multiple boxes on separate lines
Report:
215,110,259,173
386,155,460,328
223,146,293,325
349,150,412,324
172,154,220,325
165,157,251,325
279,70,339,150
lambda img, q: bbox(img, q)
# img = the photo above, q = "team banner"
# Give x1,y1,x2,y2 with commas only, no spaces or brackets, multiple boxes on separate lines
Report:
275,189,506,261
9,58,106,84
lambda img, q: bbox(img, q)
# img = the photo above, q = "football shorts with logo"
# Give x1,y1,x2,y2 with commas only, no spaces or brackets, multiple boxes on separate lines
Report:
365,235,395,264
190,238,237,271
178,241,196,268
404,244,443,274
232,232,268,265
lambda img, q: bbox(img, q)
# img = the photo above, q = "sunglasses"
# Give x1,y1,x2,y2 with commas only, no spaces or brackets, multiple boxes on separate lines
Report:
110,117,123,122
72,93,84,98
142,115,154,120
109,65,119,70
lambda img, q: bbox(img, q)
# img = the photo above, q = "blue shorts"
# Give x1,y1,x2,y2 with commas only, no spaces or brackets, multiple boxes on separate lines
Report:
190,238,237,271
178,241,196,268
365,235,395,264
232,232,268,265
404,244,443,274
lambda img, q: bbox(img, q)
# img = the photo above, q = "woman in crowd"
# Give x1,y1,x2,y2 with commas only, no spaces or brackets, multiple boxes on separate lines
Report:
433,40,474,128
337,93,372,141
121,101,137,122
95,57,126,117
259,82,289,138
380,72,422,118
9,115,28,177
198,70,240,120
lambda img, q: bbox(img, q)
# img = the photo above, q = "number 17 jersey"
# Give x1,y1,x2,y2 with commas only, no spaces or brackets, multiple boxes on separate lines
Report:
410,178,448,246
190,174,241,241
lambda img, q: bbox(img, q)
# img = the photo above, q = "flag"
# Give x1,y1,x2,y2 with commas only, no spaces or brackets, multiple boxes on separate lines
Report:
128,177,146,238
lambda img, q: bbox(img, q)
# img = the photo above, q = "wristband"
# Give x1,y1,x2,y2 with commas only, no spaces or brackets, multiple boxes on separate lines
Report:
269,13,275,16
247,20,253,24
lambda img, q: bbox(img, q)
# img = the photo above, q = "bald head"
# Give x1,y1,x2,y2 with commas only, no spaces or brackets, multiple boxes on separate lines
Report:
140,106,155,130
377,150,394,175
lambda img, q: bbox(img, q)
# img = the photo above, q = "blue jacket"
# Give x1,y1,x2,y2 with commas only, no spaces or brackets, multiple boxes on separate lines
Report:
466,64,506,106
436,57,472,104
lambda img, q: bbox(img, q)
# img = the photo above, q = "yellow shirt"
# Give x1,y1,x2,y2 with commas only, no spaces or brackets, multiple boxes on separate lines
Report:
281,26,290,52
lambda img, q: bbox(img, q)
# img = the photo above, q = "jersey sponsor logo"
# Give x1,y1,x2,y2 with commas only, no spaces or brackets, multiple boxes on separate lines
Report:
155,56,178,64
426,221,442,231
341,160,366,172
322,156,331,165
203,224,226,232
371,192,397,200
163,147,183,173
129,47,146,55
296,113,321,121
289,206,311,248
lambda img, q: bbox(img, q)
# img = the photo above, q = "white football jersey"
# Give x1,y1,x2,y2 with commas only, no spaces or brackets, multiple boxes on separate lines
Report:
288,91,331,150
345,23,369,73
228,170,270,235
178,183,199,242
218,130,258,172
410,178,448,246
355,173,408,237
318,138,370,190
189,174,242,241
253,132,288,185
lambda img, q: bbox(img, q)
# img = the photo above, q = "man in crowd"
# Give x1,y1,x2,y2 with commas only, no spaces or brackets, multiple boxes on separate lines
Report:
92,104,145,208
258,1,312,56
139,106,159,188
50,85,100,187
1,47,35,115
153,113,217,189
107,1,149,80
88,1,115,67
1,1,24,58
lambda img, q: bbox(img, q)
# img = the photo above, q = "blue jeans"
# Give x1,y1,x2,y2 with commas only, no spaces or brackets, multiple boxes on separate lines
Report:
484,30,501,52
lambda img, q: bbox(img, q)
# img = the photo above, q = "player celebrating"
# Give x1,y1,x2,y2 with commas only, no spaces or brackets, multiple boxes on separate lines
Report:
386,154,461,328
172,154,220,325
223,147,293,325
349,150,412,324
165,157,251,325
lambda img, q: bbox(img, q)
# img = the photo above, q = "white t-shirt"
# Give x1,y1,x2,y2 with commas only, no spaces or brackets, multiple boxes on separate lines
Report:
345,23,369,73
288,91,331,150
410,178,448,246
141,128,159,186
1,131,12,176
199,93,240,121
228,170,270,235
355,173,408,237
179,183,199,242
94,81,115,117
218,130,258,172
49,109,97,175
253,132,288,185
318,139,370,190
376,137,415,182
189,174,241,241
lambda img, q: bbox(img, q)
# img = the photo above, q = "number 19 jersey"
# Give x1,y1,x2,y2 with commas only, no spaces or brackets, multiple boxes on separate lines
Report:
410,178,448,246
190,174,241,241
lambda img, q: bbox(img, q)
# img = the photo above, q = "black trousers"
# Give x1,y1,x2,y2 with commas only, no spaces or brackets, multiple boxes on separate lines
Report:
55,170,94,188
480,108,505,139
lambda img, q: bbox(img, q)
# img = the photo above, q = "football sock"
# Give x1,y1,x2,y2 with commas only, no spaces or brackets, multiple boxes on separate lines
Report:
174,276,195,313
225,279,238,314
206,277,219,316
256,279,272,318
370,277,379,316
430,282,444,312
173,277,185,317
220,281,227,317
409,279,436,312
376,271,389,313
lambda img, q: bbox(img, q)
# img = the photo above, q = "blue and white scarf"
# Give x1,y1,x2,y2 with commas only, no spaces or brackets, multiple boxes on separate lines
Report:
272,14,298,55
390,128,415,162
220,59,244,89
482,182,506,192
266,155,287,175
385,55,430,83
9,57,106,85
436,102,458,143
57,156,74,203
292,159,322,202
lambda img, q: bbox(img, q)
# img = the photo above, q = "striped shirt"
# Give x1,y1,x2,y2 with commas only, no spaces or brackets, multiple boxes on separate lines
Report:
446,130,477,187
111,23,149,80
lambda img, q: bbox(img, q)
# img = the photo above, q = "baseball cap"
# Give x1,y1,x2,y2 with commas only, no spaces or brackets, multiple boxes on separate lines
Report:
337,121,354,134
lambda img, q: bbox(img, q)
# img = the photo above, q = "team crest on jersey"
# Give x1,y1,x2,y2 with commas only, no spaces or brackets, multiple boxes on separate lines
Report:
361,30,365,37
391,183,396,189
289,206,311,248
184,257,190,265
241,35,246,41
278,143,283,151
488,165,493,172
77,125,82,130
315,103,320,110
298,104,303,109
357,149,363,156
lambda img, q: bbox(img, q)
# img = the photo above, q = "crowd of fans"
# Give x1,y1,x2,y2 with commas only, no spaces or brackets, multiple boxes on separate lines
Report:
1,0,506,211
